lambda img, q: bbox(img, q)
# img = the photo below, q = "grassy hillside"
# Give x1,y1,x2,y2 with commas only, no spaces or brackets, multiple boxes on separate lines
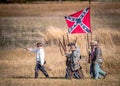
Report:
0,2,120,53
0,1,120,86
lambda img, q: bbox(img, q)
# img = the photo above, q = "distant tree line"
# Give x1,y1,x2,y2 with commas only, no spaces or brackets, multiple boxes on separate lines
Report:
0,0,89,3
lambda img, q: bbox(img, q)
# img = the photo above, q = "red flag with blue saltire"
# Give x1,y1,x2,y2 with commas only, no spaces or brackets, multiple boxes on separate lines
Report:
65,7,91,34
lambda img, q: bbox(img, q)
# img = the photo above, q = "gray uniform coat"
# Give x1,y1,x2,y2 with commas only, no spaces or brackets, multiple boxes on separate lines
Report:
70,47,81,71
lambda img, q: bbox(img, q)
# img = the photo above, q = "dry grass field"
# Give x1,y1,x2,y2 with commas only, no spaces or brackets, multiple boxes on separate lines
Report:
0,1,120,86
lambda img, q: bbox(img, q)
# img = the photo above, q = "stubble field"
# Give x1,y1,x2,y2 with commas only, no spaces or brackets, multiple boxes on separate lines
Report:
0,1,120,86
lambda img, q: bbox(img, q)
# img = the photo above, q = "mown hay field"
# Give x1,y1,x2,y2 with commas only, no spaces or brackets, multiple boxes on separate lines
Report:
0,1,120,86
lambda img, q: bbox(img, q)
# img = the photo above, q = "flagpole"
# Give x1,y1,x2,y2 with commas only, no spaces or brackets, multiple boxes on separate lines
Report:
87,34,90,50
87,0,91,55
85,32,90,73
87,0,92,49
85,0,92,73
89,0,92,42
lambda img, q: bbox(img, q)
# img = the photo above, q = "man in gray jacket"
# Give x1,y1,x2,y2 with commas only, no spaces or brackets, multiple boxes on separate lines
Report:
65,43,84,79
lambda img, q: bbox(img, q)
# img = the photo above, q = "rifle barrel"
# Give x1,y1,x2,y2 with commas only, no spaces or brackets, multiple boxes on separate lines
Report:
63,36,66,51
67,33,69,44
59,39,66,53
75,37,78,45
15,44,27,50
58,40,64,56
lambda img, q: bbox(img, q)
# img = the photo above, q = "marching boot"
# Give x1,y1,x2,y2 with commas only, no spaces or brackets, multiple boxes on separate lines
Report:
35,72,38,78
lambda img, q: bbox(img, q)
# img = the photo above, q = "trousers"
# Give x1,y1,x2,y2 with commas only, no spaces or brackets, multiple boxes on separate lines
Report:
35,62,49,78
65,66,84,79
94,63,106,79
90,62,95,78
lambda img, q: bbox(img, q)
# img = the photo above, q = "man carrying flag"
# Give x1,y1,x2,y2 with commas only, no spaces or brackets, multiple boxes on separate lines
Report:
64,7,91,79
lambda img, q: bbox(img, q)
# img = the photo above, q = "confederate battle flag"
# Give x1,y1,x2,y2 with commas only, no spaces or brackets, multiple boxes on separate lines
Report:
65,7,91,34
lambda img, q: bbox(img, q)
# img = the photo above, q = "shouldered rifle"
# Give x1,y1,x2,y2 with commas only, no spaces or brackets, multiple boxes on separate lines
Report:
74,37,78,45
58,39,66,53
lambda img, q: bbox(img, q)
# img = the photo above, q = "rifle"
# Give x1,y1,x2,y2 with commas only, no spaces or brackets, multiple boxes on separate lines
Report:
67,33,70,44
15,44,27,50
58,39,64,56
74,37,78,45
58,39,66,53
63,36,67,52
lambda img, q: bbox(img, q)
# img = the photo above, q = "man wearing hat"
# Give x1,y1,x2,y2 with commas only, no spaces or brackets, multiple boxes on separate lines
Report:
89,41,107,79
65,43,84,79
27,42,49,78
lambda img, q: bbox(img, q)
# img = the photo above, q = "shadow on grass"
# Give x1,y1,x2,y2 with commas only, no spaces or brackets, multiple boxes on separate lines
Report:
12,76,91,80
12,76,65,79
12,76,34,79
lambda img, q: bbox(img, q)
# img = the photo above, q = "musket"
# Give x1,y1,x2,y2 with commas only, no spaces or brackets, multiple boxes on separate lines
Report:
67,33,70,44
58,39,64,56
15,44,27,50
44,38,49,45
63,36,67,52
58,39,66,54
74,37,78,45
